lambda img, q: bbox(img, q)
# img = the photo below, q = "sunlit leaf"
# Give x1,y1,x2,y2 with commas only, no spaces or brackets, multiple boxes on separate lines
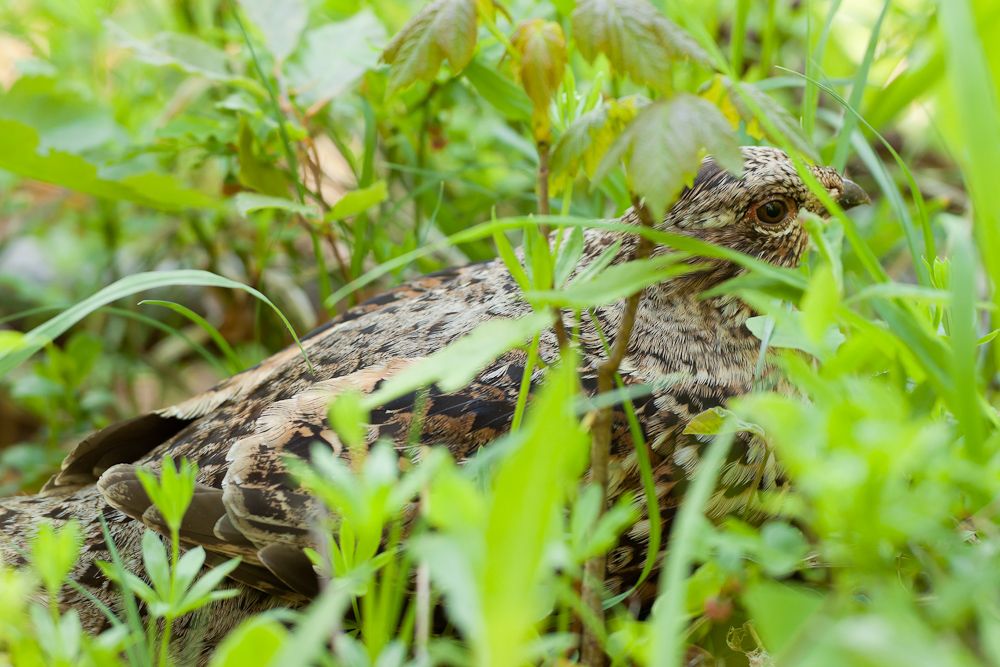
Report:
287,10,387,105
594,94,742,216
572,0,714,90
238,0,308,62
0,118,217,211
510,19,566,140
380,0,478,95
326,181,389,220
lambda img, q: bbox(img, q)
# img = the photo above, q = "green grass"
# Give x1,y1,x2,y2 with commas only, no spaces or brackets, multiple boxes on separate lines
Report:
2,0,1000,665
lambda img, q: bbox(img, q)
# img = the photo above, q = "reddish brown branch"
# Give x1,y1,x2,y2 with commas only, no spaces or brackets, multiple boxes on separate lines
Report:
580,195,656,667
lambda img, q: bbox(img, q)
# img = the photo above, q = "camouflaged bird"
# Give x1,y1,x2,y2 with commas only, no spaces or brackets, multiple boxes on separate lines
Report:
0,146,868,661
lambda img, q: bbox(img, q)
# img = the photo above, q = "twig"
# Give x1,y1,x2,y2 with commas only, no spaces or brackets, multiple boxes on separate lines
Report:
580,195,656,667
535,140,570,349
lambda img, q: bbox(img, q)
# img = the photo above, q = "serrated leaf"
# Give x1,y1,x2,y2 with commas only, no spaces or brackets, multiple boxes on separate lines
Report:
594,94,742,217
380,0,478,95
287,10,387,105
238,0,307,62
326,181,389,220
723,78,819,162
572,0,713,90
510,19,567,139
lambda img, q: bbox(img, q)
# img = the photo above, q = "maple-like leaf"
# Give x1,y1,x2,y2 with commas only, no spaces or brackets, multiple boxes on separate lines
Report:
380,0,478,95
549,96,646,190
593,93,742,217
572,0,714,90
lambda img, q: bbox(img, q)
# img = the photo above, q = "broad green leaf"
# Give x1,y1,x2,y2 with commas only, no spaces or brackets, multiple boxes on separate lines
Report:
231,193,317,217
0,118,217,211
362,311,554,410
287,10,387,105
572,0,713,90
209,616,289,667
238,0,308,62
550,96,645,191
741,580,824,655
0,76,121,155
724,78,819,163
107,21,244,84
746,313,846,360
380,0,478,95
482,352,588,667
465,58,533,122
594,94,742,217
237,119,288,197
0,269,312,379
800,264,840,343
326,181,389,220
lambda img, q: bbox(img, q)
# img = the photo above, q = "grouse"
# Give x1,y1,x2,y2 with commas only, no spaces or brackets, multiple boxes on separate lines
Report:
0,146,869,657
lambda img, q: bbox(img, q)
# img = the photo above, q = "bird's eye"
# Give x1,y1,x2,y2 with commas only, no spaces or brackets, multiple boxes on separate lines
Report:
755,199,789,225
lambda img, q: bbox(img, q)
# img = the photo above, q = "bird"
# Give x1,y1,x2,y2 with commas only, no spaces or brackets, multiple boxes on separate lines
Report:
0,146,868,661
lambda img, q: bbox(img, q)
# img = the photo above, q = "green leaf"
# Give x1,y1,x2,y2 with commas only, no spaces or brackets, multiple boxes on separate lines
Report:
0,269,312,379
107,21,245,84
237,119,288,197
683,407,765,437
510,19,567,138
209,616,289,667
287,10,387,105
553,226,585,288
139,530,171,599
741,580,824,654
523,255,691,309
572,0,713,90
238,0,307,62
0,118,217,211
745,313,846,360
231,193,317,217
326,181,389,220
380,0,478,95
363,311,554,410
30,522,83,599
136,457,197,536
724,78,819,163
465,58,533,122
0,75,121,155
594,94,742,217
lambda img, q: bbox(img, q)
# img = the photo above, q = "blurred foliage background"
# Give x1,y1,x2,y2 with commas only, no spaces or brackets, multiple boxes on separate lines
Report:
3,0,1000,665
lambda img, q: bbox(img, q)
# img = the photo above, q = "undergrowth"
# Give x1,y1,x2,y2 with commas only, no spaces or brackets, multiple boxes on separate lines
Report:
2,0,1000,665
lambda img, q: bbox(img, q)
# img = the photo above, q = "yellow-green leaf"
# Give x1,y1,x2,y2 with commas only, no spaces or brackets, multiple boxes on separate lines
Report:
380,0,478,95
593,94,742,217
510,19,567,139
572,0,713,90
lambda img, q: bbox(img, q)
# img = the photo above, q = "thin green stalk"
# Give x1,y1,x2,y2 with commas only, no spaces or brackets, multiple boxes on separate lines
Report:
512,333,541,431
651,427,736,667
731,0,751,75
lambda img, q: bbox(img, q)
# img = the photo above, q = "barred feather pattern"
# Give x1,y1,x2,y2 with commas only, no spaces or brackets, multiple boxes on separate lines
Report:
0,147,859,657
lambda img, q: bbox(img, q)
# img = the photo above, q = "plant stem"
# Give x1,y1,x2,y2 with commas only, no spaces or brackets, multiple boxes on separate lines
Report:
580,196,656,667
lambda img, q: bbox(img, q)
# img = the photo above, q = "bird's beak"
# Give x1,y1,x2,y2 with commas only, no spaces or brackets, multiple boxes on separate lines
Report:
838,179,871,210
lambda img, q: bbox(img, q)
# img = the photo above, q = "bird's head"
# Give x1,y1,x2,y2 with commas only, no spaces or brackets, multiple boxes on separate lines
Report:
660,145,869,269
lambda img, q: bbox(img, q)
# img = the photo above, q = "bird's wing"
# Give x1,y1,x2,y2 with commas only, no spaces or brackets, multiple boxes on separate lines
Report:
43,263,492,494
68,259,535,600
